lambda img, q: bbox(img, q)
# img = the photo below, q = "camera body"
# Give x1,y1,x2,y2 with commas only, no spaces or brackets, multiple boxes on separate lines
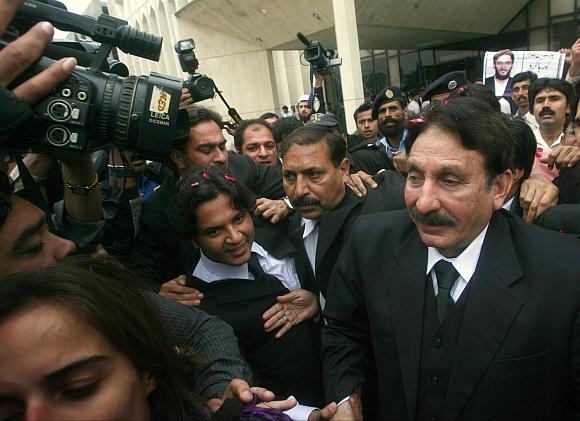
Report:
174,38,216,103
298,33,342,74
2,0,187,161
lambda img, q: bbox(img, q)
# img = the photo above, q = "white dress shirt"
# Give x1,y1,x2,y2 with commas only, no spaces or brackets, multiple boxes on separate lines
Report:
301,217,319,274
193,242,300,291
426,224,489,302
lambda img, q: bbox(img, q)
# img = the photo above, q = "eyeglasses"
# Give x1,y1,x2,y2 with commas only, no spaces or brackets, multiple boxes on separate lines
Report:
495,61,513,67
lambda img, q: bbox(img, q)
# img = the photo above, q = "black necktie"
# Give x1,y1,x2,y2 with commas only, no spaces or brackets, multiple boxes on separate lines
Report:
434,260,459,322
247,252,265,280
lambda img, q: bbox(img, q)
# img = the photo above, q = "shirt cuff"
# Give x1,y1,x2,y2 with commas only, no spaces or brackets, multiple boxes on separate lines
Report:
284,396,318,420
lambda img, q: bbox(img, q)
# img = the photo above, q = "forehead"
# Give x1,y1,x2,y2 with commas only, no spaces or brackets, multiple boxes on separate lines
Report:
379,100,403,111
512,79,531,89
0,197,43,241
189,120,225,146
298,101,309,107
535,87,565,99
409,126,484,169
243,124,274,142
283,141,333,170
495,54,512,62
195,194,242,229
430,92,451,104
356,109,373,121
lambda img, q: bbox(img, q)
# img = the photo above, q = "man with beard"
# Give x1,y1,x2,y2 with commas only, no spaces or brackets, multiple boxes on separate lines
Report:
322,97,580,420
485,49,514,98
348,86,408,175
512,71,539,130
297,73,326,124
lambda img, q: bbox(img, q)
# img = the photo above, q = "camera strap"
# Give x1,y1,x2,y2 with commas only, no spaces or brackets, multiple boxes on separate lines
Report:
16,156,56,233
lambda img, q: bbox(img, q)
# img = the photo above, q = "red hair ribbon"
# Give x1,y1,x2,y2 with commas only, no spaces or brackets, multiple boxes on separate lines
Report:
408,116,427,125
190,181,200,187
224,174,237,183
201,171,210,180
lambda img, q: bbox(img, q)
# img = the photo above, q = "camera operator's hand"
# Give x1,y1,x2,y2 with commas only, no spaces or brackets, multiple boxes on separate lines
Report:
314,72,324,88
0,0,76,105
57,152,103,222
180,87,193,107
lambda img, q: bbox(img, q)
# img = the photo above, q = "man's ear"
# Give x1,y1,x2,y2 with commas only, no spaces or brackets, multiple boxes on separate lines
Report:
339,157,350,177
170,149,186,170
143,373,157,396
492,170,513,210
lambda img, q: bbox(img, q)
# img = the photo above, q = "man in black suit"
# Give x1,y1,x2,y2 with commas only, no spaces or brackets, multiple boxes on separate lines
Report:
280,125,406,301
484,49,514,98
128,106,288,294
322,97,580,420
170,166,324,407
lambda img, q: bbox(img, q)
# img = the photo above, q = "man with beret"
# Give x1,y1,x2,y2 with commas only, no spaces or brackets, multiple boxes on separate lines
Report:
423,70,469,105
348,86,408,175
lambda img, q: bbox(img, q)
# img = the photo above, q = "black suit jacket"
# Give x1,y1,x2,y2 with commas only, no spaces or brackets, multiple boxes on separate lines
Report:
128,155,284,288
188,273,324,406
289,172,406,297
322,210,580,419
484,75,513,97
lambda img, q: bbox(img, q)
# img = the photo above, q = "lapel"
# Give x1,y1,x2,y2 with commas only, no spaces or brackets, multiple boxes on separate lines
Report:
316,189,362,267
442,211,524,420
388,226,428,421
288,214,316,290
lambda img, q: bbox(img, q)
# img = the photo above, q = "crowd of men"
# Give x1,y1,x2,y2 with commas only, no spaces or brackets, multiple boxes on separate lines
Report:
2,0,580,417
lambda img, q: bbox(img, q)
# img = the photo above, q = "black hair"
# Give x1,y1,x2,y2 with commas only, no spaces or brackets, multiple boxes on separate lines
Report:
171,166,256,240
0,257,210,421
279,125,346,168
233,118,273,151
259,112,279,121
528,78,574,110
512,71,538,86
174,105,223,153
353,102,373,122
500,114,536,180
448,83,501,111
407,97,511,188
0,171,13,230
272,116,303,144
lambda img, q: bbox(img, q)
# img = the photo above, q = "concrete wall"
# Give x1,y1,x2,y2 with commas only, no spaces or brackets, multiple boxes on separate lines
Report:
106,0,310,122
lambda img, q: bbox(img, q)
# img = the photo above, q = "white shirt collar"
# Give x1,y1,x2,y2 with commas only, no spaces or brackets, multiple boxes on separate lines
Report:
426,224,489,283
301,217,319,239
503,195,515,211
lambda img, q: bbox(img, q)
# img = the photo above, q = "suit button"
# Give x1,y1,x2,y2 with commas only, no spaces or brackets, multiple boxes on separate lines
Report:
433,338,442,348
431,376,440,385
431,417,438,421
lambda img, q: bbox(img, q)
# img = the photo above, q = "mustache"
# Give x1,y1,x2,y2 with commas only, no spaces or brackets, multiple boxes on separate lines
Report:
292,196,321,207
382,117,402,126
409,207,457,227
539,107,555,117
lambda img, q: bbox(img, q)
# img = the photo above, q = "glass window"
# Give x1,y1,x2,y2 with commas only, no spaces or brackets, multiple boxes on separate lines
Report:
361,54,376,100
399,52,419,92
550,16,577,50
373,51,389,95
528,0,548,27
550,0,574,16
529,27,549,50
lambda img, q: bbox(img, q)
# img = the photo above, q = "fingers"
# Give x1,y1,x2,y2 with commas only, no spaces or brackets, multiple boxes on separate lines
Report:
263,303,294,334
159,276,203,305
248,386,276,402
223,379,254,403
345,174,367,197
313,402,338,421
257,398,297,411
0,0,23,35
206,398,223,412
0,21,56,86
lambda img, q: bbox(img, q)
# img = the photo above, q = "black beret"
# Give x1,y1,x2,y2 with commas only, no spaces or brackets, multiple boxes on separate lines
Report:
372,86,407,119
423,71,469,102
